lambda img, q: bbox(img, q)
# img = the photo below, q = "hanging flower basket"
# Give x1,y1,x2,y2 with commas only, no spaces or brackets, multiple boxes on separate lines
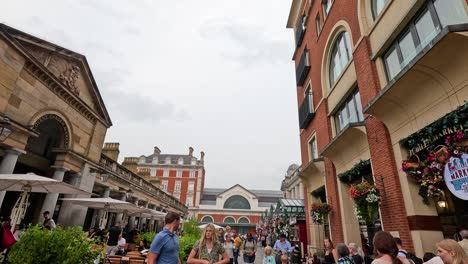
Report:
349,181,380,224
401,131,466,204
310,203,332,225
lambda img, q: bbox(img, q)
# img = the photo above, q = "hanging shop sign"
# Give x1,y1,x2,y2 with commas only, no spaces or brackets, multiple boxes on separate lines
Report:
444,153,468,200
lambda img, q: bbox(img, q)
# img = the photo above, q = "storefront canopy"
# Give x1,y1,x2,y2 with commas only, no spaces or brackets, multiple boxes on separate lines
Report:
276,199,305,215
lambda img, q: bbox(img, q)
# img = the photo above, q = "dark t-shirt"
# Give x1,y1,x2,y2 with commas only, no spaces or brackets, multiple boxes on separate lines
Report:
352,254,363,264
108,226,121,246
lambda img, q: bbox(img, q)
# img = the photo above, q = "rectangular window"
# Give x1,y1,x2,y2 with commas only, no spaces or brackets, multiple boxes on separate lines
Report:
382,0,467,82
189,170,195,178
434,0,468,27
414,7,439,49
186,195,193,207
315,14,321,35
188,182,194,191
176,170,182,178
322,0,331,17
163,169,169,177
175,181,181,191
398,30,417,67
309,137,318,160
161,180,168,191
334,90,364,133
150,168,156,176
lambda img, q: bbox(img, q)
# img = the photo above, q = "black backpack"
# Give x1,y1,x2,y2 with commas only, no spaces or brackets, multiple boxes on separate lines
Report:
400,251,423,264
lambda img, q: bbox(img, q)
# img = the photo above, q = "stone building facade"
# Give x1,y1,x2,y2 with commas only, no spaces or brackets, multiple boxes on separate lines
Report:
287,0,468,257
0,24,186,229
123,147,205,216
281,164,304,199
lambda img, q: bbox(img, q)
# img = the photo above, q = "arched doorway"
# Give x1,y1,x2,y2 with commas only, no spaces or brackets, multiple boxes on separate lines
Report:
1,114,71,224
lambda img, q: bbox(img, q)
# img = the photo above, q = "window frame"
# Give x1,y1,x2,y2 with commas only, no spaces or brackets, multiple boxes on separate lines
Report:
383,0,445,82
176,170,182,178
189,170,195,178
329,31,352,87
322,0,332,18
315,13,322,36
175,181,181,191
309,136,318,161
161,180,168,191
371,0,389,20
333,90,364,133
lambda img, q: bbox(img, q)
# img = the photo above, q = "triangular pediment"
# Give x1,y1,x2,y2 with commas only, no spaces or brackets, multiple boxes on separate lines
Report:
0,24,112,127
218,184,258,199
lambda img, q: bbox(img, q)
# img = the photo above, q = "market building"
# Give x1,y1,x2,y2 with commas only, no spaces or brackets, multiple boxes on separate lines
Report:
286,0,468,257
194,184,283,235
0,23,187,229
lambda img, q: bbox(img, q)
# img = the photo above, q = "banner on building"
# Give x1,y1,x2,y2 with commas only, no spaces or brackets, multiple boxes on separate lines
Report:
444,154,468,200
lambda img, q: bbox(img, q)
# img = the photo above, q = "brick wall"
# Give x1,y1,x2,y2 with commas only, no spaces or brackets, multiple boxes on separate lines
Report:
354,37,414,251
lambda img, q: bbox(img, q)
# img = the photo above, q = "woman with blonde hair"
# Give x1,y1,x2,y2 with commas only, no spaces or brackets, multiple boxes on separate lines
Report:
263,246,275,264
436,239,468,264
187,223,230,264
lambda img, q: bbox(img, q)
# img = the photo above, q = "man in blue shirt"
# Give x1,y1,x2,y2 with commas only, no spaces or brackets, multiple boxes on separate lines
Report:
147,212,181,264
273,234,293,264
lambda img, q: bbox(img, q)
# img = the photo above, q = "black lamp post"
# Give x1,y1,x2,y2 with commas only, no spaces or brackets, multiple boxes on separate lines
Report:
0,116,12,142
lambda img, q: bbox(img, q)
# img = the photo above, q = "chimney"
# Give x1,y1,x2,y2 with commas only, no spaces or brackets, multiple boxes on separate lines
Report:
153,146,161,155
122,157,139,173
188,147,194,156
200,151,205,162
102,142,120,161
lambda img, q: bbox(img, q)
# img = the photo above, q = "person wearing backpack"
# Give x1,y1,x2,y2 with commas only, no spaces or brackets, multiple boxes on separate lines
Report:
394,238,423,264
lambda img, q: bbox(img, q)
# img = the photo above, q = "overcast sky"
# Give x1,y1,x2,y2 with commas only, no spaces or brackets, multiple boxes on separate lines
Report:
3,0,300,190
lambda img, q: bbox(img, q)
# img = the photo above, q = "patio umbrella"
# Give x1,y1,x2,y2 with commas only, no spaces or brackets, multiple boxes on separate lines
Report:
61,197,149,229
0,173,91,231
199,223,224,229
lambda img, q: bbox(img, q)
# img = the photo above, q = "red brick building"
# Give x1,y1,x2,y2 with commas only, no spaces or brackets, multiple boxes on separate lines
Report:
124,147,205,211
287,0,468,257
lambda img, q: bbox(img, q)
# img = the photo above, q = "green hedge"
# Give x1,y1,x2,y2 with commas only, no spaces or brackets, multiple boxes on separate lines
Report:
8,225,98,264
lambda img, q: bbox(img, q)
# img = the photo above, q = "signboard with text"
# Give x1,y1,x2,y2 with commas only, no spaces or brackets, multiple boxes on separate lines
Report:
444,154,468,200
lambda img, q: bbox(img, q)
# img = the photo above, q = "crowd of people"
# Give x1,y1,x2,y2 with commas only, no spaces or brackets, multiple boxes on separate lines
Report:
309,230,468,264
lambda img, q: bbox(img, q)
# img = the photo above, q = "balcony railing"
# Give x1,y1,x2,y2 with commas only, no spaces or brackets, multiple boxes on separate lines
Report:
296,49,311,86
299,92,315,129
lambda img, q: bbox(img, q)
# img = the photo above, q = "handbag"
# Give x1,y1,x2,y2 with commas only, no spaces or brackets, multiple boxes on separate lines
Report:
2,227,17,248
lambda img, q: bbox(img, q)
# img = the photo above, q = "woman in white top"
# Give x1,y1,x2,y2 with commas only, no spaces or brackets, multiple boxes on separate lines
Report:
224,234,234,264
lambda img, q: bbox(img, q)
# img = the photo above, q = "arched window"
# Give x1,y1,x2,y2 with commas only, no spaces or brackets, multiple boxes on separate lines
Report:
201,216,213,223
238,217,250,224
371,0,388,19
329,31,352,87
224,217,236,224
223,195,251,209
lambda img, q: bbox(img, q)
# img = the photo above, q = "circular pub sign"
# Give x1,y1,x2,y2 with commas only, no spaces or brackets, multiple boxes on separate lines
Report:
444,153,468,200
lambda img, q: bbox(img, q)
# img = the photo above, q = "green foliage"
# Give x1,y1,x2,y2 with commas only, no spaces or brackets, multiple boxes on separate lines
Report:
183,217,201,238
8,225,98,264
310,185,325,199
400,102,468,150
135,231,157,245
179,217,201,263
179,235,198,263
337,160,372,184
